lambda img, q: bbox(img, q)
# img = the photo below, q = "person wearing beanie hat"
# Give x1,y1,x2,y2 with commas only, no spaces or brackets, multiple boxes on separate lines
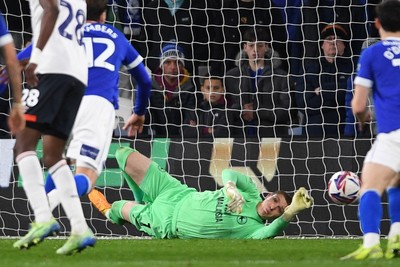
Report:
295,23,354,137
159,43,186,67
320,23,349,42
144,41,196,137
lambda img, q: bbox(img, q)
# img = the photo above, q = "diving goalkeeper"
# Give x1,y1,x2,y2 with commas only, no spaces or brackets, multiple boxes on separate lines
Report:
89,147,313,239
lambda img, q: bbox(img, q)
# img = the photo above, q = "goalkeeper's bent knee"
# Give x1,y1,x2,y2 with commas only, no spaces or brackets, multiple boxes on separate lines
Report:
115,147,137,171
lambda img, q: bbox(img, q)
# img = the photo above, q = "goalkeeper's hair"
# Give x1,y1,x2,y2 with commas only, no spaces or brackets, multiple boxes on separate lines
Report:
275,190,292,206
86,0,108,21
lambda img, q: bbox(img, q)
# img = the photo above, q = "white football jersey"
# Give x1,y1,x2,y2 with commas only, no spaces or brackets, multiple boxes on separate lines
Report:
29,0,88,85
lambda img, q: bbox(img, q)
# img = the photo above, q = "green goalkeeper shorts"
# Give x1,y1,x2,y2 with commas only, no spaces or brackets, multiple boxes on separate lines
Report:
128,161,196,239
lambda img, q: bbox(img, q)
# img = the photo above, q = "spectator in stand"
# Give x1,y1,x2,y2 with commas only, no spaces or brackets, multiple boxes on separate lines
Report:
142,0,218,75
224,27,291,138
290,0,371,75
184,74,235,138
110,0,146,57
211,0,287,77
295,23,353,137
145,42,196,137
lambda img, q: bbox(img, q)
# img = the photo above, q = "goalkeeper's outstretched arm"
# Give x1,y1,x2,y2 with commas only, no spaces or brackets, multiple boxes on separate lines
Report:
250,187,313,239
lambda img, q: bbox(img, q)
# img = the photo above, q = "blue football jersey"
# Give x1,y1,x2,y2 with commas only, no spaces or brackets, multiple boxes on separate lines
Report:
354,38,400,134
82,23,143,109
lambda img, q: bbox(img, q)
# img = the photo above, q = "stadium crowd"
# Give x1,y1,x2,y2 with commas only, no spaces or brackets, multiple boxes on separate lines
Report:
0,0,383,139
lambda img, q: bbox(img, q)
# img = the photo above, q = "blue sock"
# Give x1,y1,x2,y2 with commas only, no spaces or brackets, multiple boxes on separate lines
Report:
44,173,90,196
387,187,400,224
74,174,91,196
359,190,382,234
45,174,55,193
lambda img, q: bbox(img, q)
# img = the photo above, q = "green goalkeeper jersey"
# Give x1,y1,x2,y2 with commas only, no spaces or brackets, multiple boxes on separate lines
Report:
122,162,289,239
170,170,289,239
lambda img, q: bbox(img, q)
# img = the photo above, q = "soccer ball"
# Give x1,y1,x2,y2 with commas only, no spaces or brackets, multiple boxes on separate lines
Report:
328,171,361,205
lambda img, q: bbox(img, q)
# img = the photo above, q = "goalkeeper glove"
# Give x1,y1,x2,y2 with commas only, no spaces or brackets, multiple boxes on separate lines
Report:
282,187,313,221
225,181,245,214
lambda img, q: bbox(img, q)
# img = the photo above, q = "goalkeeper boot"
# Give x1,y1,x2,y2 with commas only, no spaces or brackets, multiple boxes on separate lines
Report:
340,244,383,260
13,218,60,249
88,189,111,216
385,235,400,259
56,229,96,255
88,189,121,224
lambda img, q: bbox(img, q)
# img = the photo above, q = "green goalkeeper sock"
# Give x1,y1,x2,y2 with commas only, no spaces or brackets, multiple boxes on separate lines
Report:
109,200,128,225
115,146,144,203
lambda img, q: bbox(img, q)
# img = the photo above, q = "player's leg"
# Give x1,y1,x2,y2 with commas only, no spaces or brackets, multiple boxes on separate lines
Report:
46,95,114,210
115,146,191,202
88,188,141,225
342,132,400,260
115,146,151,186
13,127,60,249
386,173,400,259
341,162,393,260
43,75,95,255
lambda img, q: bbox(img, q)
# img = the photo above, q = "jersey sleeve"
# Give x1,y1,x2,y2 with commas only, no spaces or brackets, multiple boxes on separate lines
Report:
120,34,151,115
354,47,374,89
0,14,13,47
248,216,290,239
221,169,259,197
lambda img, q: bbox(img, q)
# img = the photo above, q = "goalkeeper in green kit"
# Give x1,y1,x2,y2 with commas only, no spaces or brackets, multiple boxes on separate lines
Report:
89,147,313,239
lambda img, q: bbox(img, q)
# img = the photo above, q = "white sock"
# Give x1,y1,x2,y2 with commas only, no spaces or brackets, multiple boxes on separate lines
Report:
388,222,400,238
363,233,380,248
16,151,52,223
49,160,88,235
47,190,61,211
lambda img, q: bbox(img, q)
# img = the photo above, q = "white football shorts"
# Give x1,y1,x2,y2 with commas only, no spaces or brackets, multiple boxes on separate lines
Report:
67,95,116,174
364,128,400,172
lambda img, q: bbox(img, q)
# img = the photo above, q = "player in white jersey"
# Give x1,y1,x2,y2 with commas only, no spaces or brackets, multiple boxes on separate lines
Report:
42,0,151,215
13,0,95,255
0,12,24,134
341,0,400,260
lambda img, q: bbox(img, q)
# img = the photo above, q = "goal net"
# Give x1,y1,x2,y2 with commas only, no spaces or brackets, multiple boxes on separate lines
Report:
0,0,388,238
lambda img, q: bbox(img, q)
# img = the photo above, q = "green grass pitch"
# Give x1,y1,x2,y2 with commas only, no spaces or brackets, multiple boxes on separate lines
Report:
0,238,398,267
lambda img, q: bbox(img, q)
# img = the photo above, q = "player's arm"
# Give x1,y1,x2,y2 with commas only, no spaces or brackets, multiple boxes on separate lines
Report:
249,216,290,239
250,188,313,239
2,42,25,134
351,84,370,132
222,169,258,214
221,169,255,190
26,0,59,87
123,60,152,136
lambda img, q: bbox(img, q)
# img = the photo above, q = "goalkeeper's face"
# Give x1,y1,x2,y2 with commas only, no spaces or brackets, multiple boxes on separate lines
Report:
257,193,289,220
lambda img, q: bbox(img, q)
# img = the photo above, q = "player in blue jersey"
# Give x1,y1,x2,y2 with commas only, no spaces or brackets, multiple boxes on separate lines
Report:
341,0,400,260
41,0,151,215
0,12,24,134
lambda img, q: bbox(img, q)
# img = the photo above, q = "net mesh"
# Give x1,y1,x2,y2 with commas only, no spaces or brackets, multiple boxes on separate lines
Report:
0,0,387,238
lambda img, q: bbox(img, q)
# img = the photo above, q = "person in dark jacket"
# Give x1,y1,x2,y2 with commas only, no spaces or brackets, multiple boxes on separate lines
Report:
295,23,354,137
225,27,292,138
211,0,287,76
145,42,196,137
142,0,218,75
184,74,236,138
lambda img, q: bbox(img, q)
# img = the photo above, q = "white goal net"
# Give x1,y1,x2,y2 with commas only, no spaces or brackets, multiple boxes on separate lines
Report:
0,0,388,238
